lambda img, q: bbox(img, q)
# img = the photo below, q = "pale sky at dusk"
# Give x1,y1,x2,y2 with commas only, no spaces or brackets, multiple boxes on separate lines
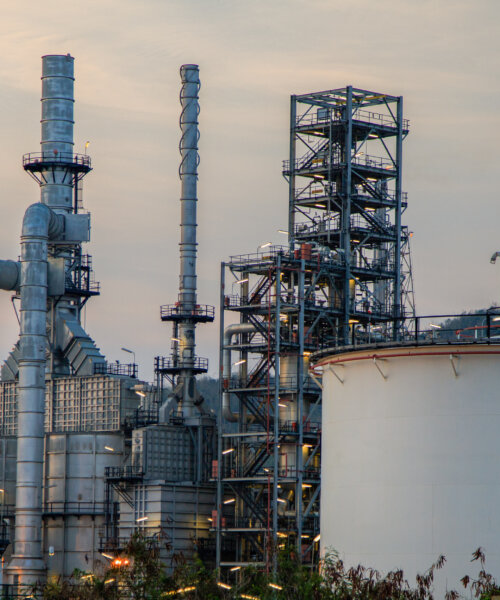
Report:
0,0,498,380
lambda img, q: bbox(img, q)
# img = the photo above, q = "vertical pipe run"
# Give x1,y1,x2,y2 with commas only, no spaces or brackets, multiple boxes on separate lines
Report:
342,86,353,343
216,262,225,571
296,260,305,553
272,258,281,573
7,204,63,587
288,96,297,253
393,96,403,340
178,64,200,415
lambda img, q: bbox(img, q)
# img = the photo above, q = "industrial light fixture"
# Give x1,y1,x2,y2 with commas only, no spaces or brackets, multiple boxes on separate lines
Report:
313,533,321,543
429,323,441,329
233,359,246,367
269,583,283,591
259,242,272,249
104,446,114,452
217,582,232,590
224,498,236,504
171,337,181,342
236,278,249,284
348,319,359,324
101,553,114,560
121,347,136,363
493,317,500,322
230,566,241,571
277,498,286,504
278,403,287,408
314,204,324,208
222,448,234,455
278,229,289,235
135,390,146,398
136,516,148,522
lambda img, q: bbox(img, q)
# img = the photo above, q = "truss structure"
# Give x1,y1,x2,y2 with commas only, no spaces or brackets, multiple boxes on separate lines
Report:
215,86,413,576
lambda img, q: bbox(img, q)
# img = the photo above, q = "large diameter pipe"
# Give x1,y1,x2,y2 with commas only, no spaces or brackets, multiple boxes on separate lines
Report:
0,260,20,291
222,324,256,421
6,203,63,586
40,54,75,213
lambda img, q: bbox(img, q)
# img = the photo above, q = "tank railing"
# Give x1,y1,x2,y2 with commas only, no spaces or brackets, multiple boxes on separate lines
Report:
334,311,500,350
43,501,106,515
23,151,92,168
94,361,138,378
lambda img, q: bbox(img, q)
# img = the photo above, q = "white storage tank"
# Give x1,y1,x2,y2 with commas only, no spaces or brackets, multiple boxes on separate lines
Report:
315,344,500,595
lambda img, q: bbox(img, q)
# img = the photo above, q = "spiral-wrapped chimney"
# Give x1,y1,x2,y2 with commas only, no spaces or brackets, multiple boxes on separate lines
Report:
157,65,214,420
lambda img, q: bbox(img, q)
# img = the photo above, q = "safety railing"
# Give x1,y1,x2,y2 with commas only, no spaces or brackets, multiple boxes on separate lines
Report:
154,355,209,372
160,303,215,320
105,466,144,480
94,361,138,378
43,501,106,515
23,151,91,168
296,107,409,131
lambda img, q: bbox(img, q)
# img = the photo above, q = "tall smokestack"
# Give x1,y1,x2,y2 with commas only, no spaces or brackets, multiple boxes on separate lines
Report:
5,54,96,588
5,53,77,588
158,65,213,422
178,65,200,380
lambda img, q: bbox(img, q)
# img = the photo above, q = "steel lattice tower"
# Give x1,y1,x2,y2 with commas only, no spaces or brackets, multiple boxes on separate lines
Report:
215,86,413,577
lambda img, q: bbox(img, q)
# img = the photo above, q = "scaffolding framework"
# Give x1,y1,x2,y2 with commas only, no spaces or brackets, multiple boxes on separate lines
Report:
216,86,413,576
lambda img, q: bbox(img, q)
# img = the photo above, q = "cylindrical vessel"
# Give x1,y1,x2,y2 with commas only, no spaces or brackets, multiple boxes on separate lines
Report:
317,344,500,596
44,432,123,577
40,54,75,213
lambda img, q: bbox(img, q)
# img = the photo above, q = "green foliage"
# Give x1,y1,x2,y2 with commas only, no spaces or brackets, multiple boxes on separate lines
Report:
32,539,499,600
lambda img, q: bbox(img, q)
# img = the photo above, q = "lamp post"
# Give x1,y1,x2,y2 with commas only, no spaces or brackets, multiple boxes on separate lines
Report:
121,347,136,376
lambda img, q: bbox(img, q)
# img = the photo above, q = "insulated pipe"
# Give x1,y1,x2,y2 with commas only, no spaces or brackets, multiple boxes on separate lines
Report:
177,64,200,416
0,260,20,291
6,203,63,586
222,323,256,422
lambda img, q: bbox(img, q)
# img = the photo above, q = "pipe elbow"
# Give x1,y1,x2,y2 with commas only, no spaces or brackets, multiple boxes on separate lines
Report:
22,203,64,240
222,393,238,422
222,323,256,423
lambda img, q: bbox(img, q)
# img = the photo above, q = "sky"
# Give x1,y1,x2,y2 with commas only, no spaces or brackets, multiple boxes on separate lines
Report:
0,0,498,381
